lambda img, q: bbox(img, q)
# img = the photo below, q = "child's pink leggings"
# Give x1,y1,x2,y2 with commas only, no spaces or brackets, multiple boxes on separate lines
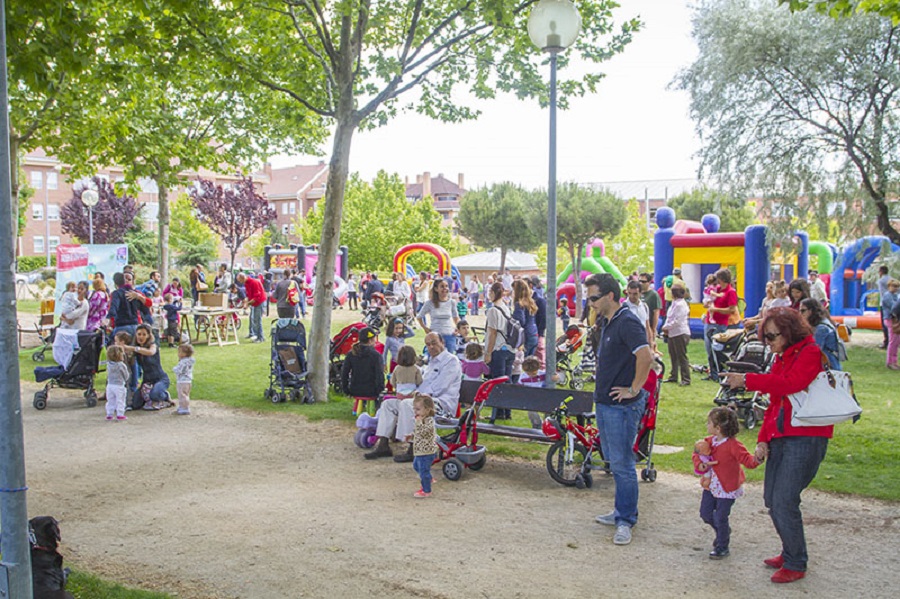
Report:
886,319,899,366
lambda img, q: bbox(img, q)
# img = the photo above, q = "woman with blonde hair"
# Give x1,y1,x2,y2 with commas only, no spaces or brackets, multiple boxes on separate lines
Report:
86,277,110,332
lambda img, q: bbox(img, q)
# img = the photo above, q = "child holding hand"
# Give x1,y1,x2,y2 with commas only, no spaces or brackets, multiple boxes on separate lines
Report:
405,394,437,498
692,407,761,560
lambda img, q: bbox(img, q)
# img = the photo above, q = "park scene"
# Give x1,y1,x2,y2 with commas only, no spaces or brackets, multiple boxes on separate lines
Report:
3,1,900,598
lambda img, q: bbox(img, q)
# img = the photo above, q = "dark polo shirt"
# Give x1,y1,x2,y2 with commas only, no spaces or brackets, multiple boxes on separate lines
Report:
594,305,649,406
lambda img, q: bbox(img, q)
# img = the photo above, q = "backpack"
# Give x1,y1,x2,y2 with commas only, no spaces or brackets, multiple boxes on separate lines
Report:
497,305,524,349
286,281,300,306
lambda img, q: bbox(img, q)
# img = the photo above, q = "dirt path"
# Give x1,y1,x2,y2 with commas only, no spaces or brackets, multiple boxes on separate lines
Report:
20,383,898,598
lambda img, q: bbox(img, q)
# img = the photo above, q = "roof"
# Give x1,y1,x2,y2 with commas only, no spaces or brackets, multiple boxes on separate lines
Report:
267,163,329,199
452,250,538,271
406,174,466,200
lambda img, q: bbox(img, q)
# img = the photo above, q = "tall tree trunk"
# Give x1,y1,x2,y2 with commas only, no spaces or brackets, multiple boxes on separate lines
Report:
157,175,170,284
307,116,356,403
499,247,507,273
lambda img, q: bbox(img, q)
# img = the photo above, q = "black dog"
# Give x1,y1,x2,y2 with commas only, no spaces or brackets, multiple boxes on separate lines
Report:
29,516,74,599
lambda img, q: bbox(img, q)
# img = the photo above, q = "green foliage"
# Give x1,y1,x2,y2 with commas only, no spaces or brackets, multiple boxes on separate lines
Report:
16,255,55,272
457,182,542,270
124,219,159,266
297,172,452,273
169,194,217,268
782,0,900,23
17,171,33,237
666,187,756,232
606,200,654,275
677,1,900,245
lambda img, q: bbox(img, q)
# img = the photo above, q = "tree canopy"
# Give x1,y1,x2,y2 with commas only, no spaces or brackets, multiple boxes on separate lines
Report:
606,199,652,278
169,194,218,269
666,187,756,233
782,1,900,23
458,182,542,271
296,171,452,274
677,0,900,244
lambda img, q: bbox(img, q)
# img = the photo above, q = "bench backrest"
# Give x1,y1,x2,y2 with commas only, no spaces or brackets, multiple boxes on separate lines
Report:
460,381,594,415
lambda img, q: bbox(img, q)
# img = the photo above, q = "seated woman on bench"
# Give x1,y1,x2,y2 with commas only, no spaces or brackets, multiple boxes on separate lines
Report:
365,333,462,463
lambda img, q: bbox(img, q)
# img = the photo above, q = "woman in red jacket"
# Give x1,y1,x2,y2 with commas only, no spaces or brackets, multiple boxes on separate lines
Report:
722,307,832,584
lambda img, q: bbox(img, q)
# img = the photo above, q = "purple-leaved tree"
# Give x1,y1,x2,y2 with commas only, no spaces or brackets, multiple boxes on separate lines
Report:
60,177,143,244
190,176,276,272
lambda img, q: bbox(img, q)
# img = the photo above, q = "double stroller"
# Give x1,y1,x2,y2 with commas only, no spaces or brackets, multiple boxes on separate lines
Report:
33,330,103,410
362,292,414,331
264,319,313,403
554,324,588,390
711,328,772,429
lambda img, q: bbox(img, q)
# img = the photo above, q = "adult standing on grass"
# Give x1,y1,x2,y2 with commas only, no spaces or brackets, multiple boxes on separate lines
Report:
877,265,891,349
189,265,207,306
483,281,515,378
722,308,831,584
414,271,431,321
238,272,266,343
529,276,547,365
799,298,842,371
882,278,900,370
639,272,661,336
417,277,460,354
586,273,653,546
512,279,538,357
662,285,691,385
705,268,739,381
60,281,90,330
271,269,296,319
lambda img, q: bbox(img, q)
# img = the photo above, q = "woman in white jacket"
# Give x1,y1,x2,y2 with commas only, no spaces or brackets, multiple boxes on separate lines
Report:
662,285,691,385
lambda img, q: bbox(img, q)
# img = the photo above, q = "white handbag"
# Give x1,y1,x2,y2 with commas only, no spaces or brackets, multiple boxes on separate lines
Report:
788,369,862,427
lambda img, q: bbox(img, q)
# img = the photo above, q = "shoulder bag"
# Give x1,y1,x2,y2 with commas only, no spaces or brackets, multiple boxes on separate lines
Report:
788,363,862,427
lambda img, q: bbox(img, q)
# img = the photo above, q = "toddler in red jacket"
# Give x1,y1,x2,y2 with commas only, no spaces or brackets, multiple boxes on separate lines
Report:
692,407,761,560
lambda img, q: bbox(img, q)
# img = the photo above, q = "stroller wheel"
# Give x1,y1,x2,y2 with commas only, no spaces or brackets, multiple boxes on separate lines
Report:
85,390,98,408
290,388,301,402
32,351,44,362
469,454,487,471
641,468,658,483
744,410,757,430
302,382,315,404
569,376,584,391
442,458,464,481
33,392,47,410
575,473,587,489
263,388,274,401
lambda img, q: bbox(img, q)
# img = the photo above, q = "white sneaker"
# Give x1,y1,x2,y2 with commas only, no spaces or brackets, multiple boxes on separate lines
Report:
595,511,617,526
613,524,632,545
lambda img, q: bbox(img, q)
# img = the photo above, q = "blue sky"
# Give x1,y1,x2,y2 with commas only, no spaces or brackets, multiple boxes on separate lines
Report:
271,1,700,190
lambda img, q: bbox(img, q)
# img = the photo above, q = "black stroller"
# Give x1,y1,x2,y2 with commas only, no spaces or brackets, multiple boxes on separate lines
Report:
33,330,103,410
264,319,313,404
712,329,772,429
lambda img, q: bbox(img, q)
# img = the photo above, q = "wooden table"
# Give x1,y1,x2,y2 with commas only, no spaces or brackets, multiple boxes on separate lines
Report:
180,308,241,347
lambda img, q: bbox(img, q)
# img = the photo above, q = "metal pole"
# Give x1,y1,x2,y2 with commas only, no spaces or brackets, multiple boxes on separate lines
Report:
89,206,94,245
44,173,50,267
545,50,559,388
0,0,35,594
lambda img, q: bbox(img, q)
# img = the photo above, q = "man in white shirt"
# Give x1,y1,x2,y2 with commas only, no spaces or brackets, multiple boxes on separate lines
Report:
365,333,462,462
624,280,654,346
501,268,513,293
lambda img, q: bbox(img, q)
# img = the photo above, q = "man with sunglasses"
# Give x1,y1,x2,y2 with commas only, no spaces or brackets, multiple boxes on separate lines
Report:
639,272,661,337
586,273,653,546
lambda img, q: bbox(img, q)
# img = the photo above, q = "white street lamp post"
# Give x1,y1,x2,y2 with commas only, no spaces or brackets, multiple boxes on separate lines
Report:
81,189,99,245
528,0,581,388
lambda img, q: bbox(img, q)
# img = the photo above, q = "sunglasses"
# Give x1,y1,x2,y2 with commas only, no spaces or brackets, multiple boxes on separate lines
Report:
588,293,605,303
763,331,781,342
639,279,650,284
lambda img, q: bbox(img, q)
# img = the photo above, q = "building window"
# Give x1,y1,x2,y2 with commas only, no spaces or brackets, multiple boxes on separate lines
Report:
281,203,289,215
281,224,289,235
32,205,43,220
30,171,43,189
48,236,60,252
289,202,296,215
289,224,295,234
47,204,60,221
33,236,45,254
47,171,58,190
142,202,159,222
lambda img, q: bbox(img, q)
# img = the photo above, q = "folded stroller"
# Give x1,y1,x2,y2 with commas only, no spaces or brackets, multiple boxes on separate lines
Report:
264,319,313,403
33,330,103,410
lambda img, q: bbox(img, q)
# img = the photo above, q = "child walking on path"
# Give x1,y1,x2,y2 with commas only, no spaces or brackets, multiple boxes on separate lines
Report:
173,344,195,415
105,345,130,421
692,407,761,560
406,394,437,498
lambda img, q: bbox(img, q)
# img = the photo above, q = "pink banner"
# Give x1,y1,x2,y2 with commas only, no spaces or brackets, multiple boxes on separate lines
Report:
56,244,90,271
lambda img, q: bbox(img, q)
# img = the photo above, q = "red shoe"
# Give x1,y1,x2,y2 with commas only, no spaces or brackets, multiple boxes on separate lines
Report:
764,555,784,569
771,568,805,584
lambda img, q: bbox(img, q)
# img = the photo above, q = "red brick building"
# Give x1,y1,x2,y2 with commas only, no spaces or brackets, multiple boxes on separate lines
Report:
405,172,466,235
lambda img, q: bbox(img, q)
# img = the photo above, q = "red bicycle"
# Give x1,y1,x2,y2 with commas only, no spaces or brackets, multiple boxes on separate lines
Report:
543,395,601,488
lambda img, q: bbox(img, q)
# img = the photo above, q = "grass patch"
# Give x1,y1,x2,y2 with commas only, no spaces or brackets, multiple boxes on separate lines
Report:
19,311,899,500
66,569,172,599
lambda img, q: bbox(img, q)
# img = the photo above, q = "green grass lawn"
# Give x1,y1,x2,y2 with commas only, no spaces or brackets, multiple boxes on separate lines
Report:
66,570,171,599
19,311,899,500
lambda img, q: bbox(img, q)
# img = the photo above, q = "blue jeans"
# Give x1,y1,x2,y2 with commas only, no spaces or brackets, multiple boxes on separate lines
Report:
441,333,458,355
147,377,170,402
705,323,726,377
764,436,828,572
524,331,538,357
489,348,515,422
596,393,647,527
700,491,735,550
469,293,479,315
413,454,435,493
250,304,264,340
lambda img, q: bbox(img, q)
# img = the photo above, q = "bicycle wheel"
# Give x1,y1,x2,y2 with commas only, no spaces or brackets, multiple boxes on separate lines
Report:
546,439,589,486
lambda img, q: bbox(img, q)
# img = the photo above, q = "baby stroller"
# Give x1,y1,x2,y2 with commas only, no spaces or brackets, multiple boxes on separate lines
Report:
554,324,588,390
32,330,103,410
329,322,367,392
264,319,313,403
362,292,413,330
712,329,772,429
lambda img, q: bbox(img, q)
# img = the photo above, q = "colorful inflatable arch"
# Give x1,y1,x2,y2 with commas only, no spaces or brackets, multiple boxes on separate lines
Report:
393,243,460,280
